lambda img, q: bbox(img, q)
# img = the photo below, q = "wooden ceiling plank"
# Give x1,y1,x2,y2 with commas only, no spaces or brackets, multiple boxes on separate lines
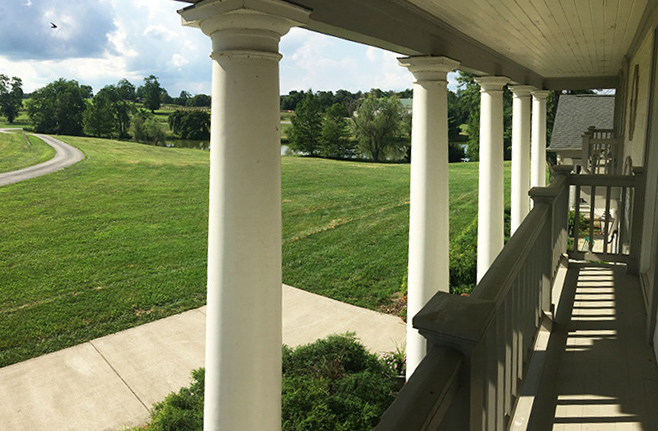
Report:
524,0,573,77
555,0,591,75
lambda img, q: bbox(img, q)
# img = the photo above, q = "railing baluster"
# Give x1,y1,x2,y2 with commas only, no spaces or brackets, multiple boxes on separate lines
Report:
574,184,581,252
619,185,627,256
496,311,505,430
504,297,512,425
589,185,596,252
511,280,519,399
604,185,611,254
486,324,496,431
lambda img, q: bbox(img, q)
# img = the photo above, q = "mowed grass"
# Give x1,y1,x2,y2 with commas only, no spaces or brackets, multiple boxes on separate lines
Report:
0,137,210,367
0,136,509,367
0,132,55,174
282,159,510,310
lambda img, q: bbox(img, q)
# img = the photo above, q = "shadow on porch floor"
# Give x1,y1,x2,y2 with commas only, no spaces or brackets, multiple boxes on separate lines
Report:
526,262,658,430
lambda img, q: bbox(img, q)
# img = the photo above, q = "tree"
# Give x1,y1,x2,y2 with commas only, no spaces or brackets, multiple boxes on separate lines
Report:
455,72,481,161
174,90,192,106
116,79,137,138
0,75,23,124
187,94,211,107
448,142,466,162
352,93,405,162
168,110,210,140
288,90,323,156
131,109,165,146
80,85,94,99
139,75,164,112
280,90,305,111
27,78,87,135
83,90,115,138
117,79,136,102
320,103,354,159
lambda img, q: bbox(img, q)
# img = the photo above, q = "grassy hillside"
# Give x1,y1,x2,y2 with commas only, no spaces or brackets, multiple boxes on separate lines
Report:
0,137,509,366
0,132,55,173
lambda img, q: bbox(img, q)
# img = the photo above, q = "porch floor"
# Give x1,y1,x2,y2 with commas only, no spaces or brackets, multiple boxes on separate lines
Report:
527,262,658,430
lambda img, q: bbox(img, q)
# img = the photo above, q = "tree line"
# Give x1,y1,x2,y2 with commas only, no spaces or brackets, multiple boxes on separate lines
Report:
1,71,573,157
283,72,570,163
0,74,212,146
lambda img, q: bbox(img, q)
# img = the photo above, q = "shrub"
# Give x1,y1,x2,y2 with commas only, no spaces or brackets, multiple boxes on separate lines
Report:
168,110,210,140
568,210,588,236
131,110,166,146
282,334,398,431
381,344,406,377
449,219,477,294
132,334,398,431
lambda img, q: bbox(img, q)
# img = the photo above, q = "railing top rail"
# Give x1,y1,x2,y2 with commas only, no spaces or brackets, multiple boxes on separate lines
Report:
414,173,570,348
570,174,640,187
376,347,463,431
471,205,549,305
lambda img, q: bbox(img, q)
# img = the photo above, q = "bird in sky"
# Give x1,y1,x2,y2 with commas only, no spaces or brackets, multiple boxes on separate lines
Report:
50,22,57,29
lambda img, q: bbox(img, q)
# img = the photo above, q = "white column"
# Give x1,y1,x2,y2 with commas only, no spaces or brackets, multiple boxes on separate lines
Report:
531,90,550,188
509,86,534,234
475,76,509,282
398,56,460,379
179,2,308,431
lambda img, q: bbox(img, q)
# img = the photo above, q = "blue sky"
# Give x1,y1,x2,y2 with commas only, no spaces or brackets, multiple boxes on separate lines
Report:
0,0,458,96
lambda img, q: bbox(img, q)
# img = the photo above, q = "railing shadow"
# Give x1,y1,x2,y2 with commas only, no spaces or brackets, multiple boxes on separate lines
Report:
528,262,658,430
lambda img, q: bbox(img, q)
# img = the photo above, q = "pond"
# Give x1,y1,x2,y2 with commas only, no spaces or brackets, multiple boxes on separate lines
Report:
165,140,290,156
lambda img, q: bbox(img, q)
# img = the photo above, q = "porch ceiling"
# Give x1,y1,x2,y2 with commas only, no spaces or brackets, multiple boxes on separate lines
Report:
176,0,655,89
405,0,650,79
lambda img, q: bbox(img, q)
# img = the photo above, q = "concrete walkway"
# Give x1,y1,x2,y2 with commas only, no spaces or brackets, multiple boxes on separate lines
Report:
0,129,84,186
0,285,406,431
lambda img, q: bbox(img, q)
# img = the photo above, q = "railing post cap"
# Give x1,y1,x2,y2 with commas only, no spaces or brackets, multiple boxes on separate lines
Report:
414,292,496,352
553,165,573,175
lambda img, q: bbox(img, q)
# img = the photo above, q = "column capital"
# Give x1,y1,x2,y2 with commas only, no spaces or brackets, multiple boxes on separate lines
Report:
508,85,535,98
398,56,460,81
531,89,551,100
179,0,310,52
475,76,510,92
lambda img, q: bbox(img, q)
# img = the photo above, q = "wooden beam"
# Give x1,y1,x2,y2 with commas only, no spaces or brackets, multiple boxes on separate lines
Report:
544,76,620,91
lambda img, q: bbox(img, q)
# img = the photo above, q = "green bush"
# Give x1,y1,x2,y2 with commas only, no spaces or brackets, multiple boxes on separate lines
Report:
132,334,398,431
145,368,204,431
282,334,398,431
568,210,588,236
449,219,477,294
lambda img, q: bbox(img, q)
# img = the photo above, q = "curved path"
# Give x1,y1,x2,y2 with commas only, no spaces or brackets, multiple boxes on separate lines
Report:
0,129,85,187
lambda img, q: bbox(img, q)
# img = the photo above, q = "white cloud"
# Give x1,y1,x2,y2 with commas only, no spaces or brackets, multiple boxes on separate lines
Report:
280,28,415,94
172,54,189,69
1,2,459,98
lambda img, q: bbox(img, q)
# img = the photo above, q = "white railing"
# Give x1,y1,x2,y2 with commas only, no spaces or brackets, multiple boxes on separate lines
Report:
377,164,647,430
568,167,645,270
581,127,621,175
376,166,572,431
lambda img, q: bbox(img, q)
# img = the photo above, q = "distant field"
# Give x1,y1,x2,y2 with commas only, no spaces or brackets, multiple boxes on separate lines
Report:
0,132,55,173
0,136,509,366
0,108,30,129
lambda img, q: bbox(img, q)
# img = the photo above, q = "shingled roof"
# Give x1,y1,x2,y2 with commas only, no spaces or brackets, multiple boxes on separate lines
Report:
548,94,615,150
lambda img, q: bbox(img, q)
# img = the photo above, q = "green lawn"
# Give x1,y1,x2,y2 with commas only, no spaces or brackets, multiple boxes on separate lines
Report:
0,137,509,367
0,132,56,173
0,137,210,367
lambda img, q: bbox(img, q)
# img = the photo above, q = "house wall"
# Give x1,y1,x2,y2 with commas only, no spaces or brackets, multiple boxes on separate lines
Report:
633,26,658,351
624,31,654,169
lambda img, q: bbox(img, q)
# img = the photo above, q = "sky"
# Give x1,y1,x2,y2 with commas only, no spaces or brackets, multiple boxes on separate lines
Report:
0,0,459,97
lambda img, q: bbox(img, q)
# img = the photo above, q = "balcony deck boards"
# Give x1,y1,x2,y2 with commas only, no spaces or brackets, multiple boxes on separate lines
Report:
528,263,658,430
